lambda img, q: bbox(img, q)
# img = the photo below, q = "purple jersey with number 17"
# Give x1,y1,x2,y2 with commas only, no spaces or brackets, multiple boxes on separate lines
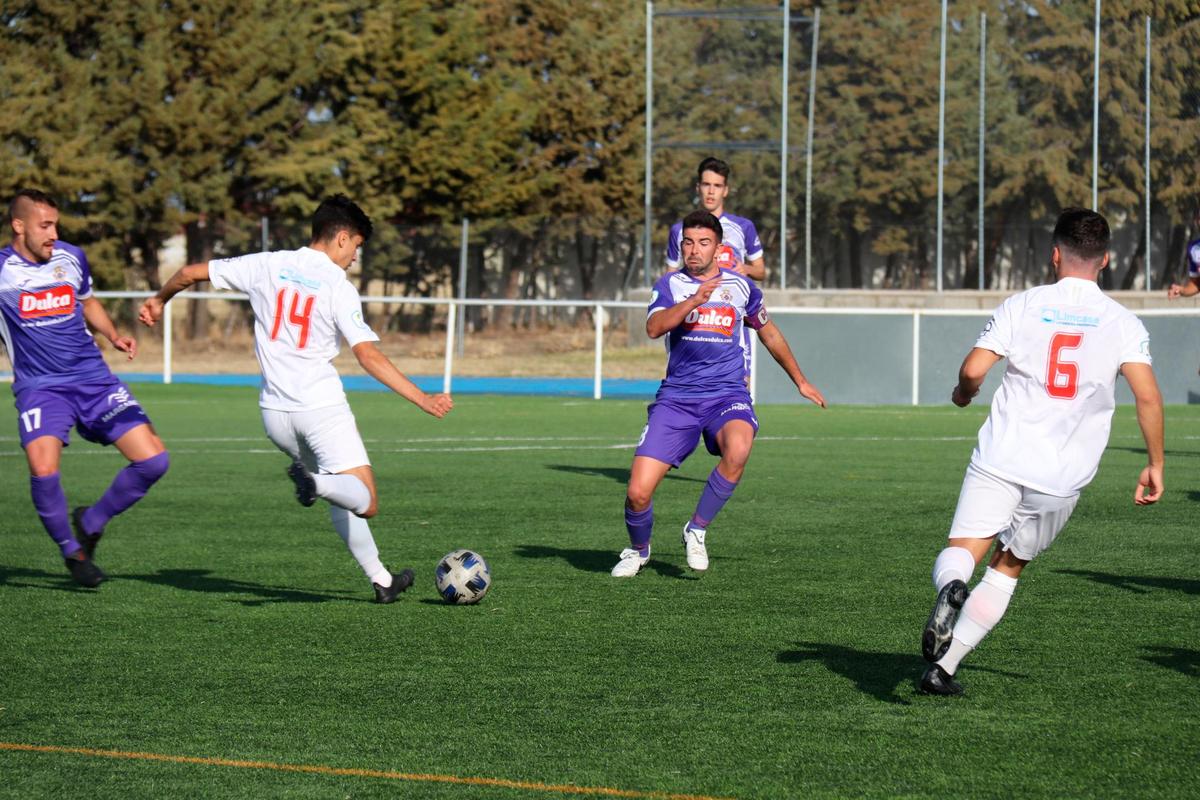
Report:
648,268,769,400
0,241,112,394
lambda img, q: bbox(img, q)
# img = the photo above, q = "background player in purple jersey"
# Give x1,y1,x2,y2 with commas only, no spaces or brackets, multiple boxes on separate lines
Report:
1165,233,1200,299
0,189,169,587
665,157,766,282
1165,231,1200,373
612,210,825,578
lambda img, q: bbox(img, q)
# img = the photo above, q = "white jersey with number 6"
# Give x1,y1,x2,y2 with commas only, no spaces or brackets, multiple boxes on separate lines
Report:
971,277,1151,497
208,247,379,412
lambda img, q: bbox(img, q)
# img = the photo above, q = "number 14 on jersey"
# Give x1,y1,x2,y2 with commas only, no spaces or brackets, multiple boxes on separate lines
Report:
270,288,315,349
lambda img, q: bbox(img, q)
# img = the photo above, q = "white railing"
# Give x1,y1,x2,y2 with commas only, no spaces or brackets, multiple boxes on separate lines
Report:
92,291,1200,404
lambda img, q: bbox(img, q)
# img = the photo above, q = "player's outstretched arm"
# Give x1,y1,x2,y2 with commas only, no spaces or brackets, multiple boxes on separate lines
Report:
1167,277,1200,299
951,348,1002,407
82,297,137,360
138,263,211,327
1121,362,1164,505
755,321,826,408
646,276,721,339
352,341,453,418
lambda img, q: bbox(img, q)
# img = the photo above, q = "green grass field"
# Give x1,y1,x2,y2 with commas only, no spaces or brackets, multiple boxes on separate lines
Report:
1,385,1197,799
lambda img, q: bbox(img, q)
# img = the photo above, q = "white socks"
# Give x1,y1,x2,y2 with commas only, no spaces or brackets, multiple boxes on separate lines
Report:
328,506,389,585
932,546,975,590
313,473,372,516
937,567,1018,674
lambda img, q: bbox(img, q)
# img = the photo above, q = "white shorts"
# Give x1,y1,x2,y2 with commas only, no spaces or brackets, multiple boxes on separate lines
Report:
261,403,370,474
948,462,1079,561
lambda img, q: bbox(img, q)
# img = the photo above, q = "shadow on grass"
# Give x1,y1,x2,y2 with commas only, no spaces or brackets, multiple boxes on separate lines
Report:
777,642,1028,704
1107,445,1200,459
1141,646,1200,678
1188,491,1200,504
1055,569,1200,595
546,464,705,486
513,544,695,579
0,564,98,593
121,568,362,606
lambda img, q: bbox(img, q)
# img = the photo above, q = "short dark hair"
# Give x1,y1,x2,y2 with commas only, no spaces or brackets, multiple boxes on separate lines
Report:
1052,207,1109,262
311,194,373,244
696,157,730,183
681,210,722,241
8,188,57,222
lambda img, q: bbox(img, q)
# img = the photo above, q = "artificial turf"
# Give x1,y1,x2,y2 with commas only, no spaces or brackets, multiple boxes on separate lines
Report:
1,385,1196,799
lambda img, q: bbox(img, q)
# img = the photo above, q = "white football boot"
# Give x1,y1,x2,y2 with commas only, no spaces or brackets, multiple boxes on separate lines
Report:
611,547,650,578
681,523,708,572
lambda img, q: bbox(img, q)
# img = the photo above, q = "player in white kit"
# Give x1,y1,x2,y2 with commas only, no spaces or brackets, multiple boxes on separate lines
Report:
139,195,453,603
919,208,1165,695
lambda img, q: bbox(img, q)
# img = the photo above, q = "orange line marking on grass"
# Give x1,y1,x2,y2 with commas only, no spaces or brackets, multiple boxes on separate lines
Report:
0,742,735,800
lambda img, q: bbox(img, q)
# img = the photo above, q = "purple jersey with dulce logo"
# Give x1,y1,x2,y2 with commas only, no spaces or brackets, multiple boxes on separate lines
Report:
648,267,769,399
665,212,763,270
0,241,113,394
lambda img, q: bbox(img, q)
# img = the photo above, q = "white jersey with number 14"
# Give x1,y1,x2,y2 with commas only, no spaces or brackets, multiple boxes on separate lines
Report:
971,276,1151,497
208,247,379,412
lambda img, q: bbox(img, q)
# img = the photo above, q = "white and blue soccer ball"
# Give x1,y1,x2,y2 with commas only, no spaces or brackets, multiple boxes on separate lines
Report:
435,549,491,605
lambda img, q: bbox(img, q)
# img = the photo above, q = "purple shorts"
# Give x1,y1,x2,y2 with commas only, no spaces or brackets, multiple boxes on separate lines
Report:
14,380,151,449
634,394,758,467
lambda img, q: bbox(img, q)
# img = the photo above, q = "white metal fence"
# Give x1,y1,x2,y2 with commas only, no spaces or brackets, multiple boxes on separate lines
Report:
92,291,1200,405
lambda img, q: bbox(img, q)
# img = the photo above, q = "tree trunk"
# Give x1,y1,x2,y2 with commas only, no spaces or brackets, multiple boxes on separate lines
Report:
185,218,214,340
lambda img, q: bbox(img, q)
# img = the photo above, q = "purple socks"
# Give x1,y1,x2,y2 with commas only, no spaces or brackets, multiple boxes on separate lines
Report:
624,502,654,557
691,468,738,530
79,451,170,536
31,473,79,558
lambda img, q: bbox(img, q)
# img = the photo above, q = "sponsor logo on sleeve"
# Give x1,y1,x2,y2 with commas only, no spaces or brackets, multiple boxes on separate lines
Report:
683,304,736,337
1189,242,1200,274
1139,338,1151,356
715,245,738,268
756,307,769,327
19,285,76,319
352,310,370,330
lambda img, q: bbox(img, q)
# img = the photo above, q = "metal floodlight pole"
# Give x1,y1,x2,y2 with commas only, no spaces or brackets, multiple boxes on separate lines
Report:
643,0,654,288
456,218,468,358
1092,0,1101,211
1144,16,1151,289
780,0,790,290
804,7,820,290
936,0,947,292
978,12,986,291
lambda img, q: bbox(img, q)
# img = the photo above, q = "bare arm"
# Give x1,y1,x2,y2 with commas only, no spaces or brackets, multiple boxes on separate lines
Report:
1121,361,1164,505
645,276,720,339
737,257,766,282
352,341,453,418
755,321,826,407
138,263,211,327
82,296,136,359
951,347,1003,407
1167,276,1200,299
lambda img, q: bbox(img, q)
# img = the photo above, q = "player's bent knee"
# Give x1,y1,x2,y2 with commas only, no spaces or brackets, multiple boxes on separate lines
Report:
134,450,170,483
625,490,653,512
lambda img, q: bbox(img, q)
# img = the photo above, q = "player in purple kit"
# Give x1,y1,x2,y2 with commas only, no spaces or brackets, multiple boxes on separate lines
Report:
612,210,825,577
665,158,766,281
0,189,169,587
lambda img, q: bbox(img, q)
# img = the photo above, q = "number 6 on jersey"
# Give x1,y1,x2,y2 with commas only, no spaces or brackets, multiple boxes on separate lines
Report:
1045,331,1083,399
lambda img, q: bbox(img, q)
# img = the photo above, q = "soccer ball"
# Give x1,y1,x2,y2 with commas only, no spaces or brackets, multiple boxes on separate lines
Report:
434,549,491,605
